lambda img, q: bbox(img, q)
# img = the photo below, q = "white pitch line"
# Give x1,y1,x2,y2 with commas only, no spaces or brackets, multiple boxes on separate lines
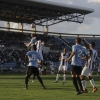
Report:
96,85,100,86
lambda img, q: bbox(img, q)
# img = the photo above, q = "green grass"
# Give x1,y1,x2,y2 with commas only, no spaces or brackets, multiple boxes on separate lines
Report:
0,73,100,100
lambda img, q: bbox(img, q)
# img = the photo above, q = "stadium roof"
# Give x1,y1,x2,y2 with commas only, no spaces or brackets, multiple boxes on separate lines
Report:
0,0,94,26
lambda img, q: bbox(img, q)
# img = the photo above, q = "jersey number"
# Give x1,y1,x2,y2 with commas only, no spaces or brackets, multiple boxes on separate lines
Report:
32,54,36,60
78,50,82,57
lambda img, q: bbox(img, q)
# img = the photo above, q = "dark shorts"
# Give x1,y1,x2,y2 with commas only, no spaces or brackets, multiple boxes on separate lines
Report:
26,66,39,76
71,65,82,75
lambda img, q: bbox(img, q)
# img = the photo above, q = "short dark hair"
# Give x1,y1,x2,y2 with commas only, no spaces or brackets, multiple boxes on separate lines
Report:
76,37,81,44
31,44,36,51
31,33,35,37
90,42,95,47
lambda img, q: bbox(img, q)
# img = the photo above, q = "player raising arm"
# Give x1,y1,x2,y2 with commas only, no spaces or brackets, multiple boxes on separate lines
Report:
66,37,88,95
27,33,36,47
24,45,46,89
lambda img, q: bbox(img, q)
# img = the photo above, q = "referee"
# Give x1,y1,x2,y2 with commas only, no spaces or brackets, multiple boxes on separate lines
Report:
24,44,46,89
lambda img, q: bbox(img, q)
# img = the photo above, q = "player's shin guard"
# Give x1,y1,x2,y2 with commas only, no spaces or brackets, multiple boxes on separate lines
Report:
25,76,29,89
89,78,96,88
72,77,79,92
77,77,83,91
63,74,66,82
81,79,86,90
56,74,60,81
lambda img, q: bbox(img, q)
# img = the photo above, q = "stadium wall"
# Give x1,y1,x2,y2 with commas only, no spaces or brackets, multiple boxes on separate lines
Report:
42,46,50,53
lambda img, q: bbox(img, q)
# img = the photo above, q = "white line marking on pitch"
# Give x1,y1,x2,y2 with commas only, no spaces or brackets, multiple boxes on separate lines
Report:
96,85,100,86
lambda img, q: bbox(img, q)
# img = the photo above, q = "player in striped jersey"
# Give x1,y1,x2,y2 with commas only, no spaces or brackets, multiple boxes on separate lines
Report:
35,37,44,74
35,37,43,60
54,48,69,85
81,42,98,93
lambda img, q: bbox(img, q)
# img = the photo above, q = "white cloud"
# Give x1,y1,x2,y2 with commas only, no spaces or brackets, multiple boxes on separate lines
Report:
47,0,100,19
83,16,94,24
47,0,73,4
88,0,100,3
70,0,100,19
77,25,92,31
49,22,78,33
45,0,100,34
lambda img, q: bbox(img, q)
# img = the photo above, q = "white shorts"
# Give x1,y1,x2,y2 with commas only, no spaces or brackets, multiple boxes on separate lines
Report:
98,69,100,72
81,67,93,76
59,63,68,71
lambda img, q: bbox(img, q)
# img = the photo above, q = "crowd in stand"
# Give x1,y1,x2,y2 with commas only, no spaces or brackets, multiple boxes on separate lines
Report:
0,31,28,48
0,49,27,64
43,51,60,62
34,34,63,50
0,30,63,69
0,30,63,50
1,30,100,68
0,48,61,65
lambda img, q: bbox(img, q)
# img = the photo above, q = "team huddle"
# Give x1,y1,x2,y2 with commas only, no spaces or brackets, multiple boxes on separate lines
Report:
24,33,98,95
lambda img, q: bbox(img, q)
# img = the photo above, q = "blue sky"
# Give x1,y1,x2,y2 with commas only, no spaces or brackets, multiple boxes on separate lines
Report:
0,0,100,35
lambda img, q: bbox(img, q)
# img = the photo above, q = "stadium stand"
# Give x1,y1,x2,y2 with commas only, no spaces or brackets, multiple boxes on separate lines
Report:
0,29,100,72
85,39,100,50
1,29,100,72
0,0,96,72
59,36,72,50
0,30,28,48
0,30,64,72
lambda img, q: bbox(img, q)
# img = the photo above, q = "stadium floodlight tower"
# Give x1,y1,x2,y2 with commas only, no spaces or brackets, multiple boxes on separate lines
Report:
0,0,94,33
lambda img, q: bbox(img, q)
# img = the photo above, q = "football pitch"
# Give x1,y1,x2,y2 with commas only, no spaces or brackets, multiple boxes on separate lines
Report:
0,73,99,100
